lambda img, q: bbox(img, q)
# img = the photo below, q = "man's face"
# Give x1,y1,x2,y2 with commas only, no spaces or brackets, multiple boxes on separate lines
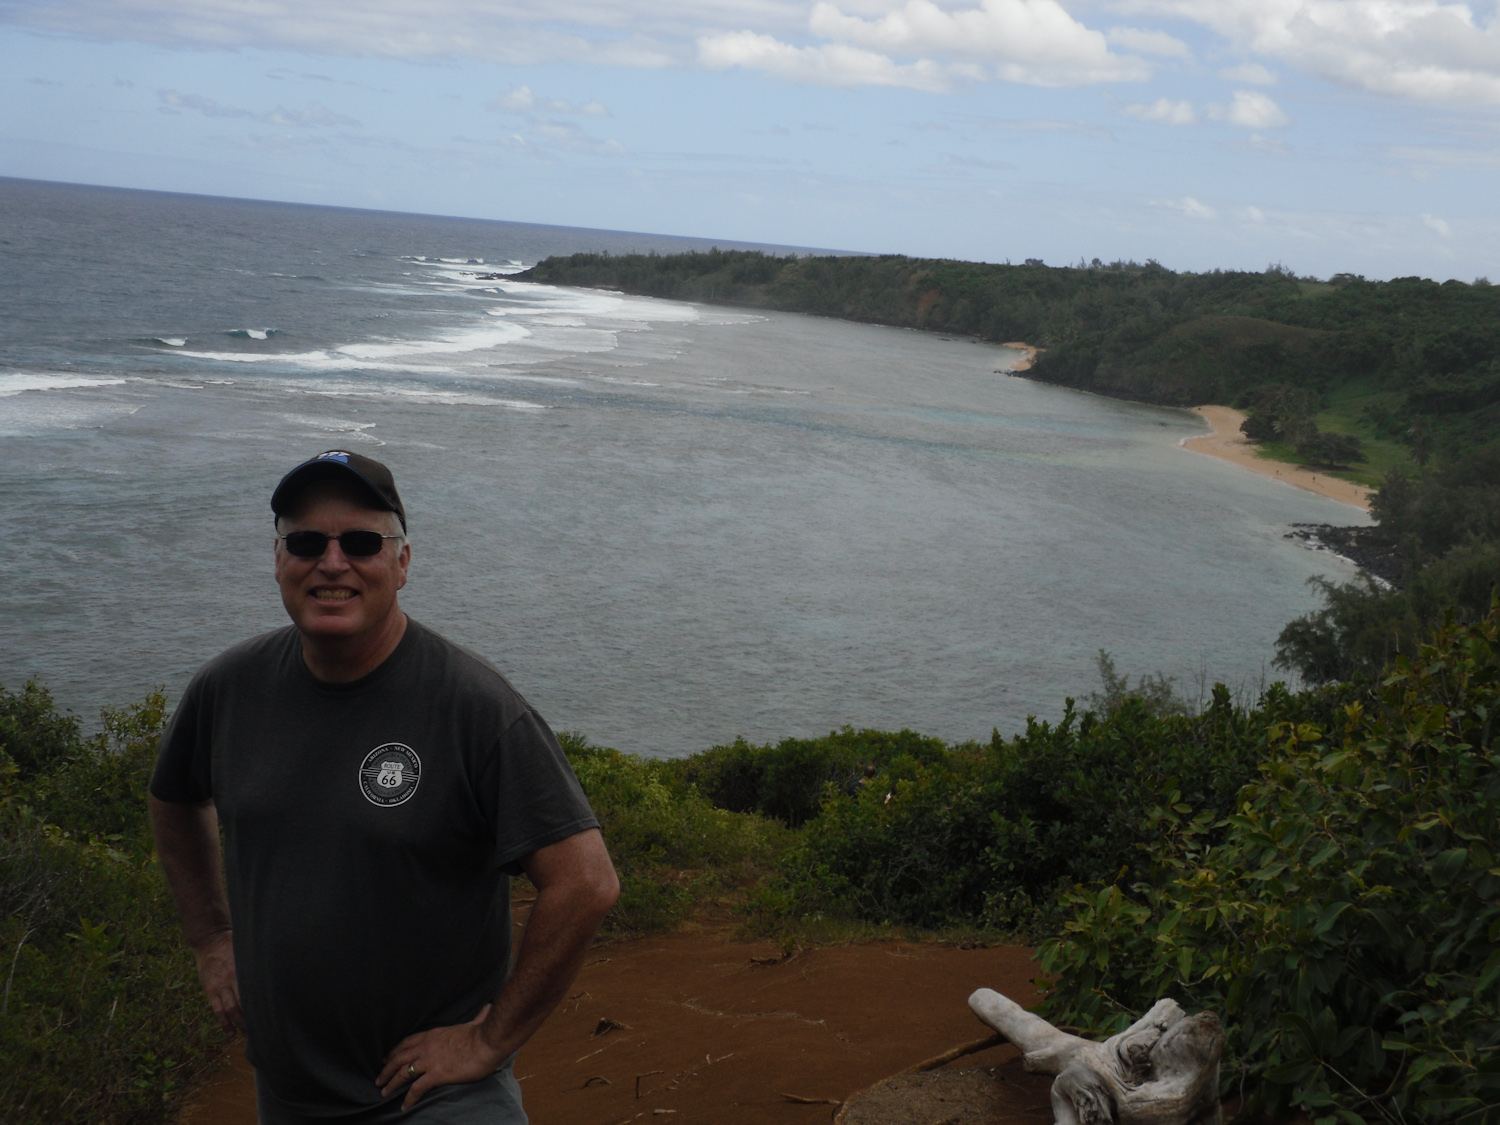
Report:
274,483,410,643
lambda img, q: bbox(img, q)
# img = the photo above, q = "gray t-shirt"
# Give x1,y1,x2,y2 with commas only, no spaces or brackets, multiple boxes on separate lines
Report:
151,619,599,1117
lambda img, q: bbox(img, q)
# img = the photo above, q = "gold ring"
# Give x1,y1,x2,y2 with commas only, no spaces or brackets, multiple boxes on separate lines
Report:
407,1063,416,1079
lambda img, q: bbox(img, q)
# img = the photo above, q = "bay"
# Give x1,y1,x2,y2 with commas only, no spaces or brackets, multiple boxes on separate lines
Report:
0,178,1364,756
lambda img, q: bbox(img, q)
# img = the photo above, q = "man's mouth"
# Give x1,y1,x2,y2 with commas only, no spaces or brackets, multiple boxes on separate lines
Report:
312,588,356,602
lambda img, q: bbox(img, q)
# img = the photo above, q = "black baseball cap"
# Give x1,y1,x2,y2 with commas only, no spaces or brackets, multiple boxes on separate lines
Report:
271,450,407,531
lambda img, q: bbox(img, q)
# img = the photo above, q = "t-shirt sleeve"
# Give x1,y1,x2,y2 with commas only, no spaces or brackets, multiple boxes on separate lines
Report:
483,710,600,876
149,670,214,804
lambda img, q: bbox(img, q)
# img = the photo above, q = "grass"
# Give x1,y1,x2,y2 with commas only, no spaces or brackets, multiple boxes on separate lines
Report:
1235,378,1416,488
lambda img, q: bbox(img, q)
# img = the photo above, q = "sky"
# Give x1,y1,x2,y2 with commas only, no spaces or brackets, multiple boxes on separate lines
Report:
3,0,1499,280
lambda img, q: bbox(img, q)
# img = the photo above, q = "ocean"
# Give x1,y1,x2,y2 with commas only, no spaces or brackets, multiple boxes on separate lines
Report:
0,177,1366,756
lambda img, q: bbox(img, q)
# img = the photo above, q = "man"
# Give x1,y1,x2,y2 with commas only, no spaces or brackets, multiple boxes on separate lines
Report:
150,449,619,1123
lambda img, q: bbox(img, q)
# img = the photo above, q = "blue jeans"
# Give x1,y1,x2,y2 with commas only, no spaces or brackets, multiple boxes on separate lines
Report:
255,1066,527,1124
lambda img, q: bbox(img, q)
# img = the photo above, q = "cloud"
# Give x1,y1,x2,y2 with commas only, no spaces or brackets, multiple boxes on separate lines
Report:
1386,143,1500,172
1123,96,1197,124
1115,0,1500,104
531,118,627,153
15,0,1500,106
1170,195,1217,218
156,90,361,127
1218,62,1276,84
697,30,973,91
982,116,1115,139
805,0,1153,85
490,85,609,115
1240,131,1292,154
936,152,1015,169
1423,212,1453,237
1246,205,1266,221
1207,89,1290,128
0,0,687,67
1106,26,1193,60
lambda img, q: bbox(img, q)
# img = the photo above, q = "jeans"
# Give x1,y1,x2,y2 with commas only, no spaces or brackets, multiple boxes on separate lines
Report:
254,1066,527,1124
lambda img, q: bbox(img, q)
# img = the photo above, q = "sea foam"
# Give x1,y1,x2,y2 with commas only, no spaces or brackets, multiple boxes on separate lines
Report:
0,373,127,398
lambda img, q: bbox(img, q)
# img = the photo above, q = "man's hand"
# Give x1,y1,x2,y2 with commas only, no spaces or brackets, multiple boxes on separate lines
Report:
375,829,618,1110
192,929,244,1034
376,1005,502,1111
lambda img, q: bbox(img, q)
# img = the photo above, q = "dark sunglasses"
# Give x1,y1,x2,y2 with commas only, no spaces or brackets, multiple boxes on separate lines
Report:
279,530,402,559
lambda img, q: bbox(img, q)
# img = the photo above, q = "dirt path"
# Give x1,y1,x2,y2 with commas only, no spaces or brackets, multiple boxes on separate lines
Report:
1181,405,1373,511
176,931,1050,1124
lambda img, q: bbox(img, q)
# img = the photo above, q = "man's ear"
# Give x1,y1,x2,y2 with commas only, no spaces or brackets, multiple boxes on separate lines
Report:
396,542,411,590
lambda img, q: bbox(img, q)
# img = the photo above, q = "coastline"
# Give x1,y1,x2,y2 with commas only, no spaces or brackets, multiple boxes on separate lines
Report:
1181,405,1373,512
1001,341,1038,372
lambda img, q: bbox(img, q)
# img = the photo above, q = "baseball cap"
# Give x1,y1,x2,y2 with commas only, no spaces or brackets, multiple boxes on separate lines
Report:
271,450,407,531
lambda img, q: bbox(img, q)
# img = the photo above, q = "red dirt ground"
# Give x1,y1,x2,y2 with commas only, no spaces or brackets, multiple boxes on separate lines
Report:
176,929,1054,1125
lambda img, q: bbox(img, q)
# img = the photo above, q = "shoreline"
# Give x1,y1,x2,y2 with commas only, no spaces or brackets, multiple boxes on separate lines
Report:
1001,341,1038,372
1181,405,1373,512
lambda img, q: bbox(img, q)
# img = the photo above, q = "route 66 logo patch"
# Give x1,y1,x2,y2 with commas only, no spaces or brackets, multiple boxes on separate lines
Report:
358,743,421,807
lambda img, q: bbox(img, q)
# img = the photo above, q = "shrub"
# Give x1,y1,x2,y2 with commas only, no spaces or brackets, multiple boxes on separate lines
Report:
753,686,1339,934
665,727,949,827
560,735,786,934
1038,607,1500,1125
0,680,84,781
1276,542,1500,685
1297,431,1366,467
0,688,220,1123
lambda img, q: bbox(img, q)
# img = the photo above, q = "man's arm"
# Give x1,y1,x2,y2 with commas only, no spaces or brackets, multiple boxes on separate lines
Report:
376,827,620,1109
148,794,244,1034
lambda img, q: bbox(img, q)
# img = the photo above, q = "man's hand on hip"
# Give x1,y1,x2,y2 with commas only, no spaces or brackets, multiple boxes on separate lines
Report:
377,1005,504,1111
192,929,245,1035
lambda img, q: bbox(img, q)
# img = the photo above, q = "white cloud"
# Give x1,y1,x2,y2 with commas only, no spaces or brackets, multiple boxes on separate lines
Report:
490,85,609,115
1115,0,1500,104
1422,212,1453,236
1208,89,1291,128
531,119,627,153
1,0,691,67
697,30,972,90
1172,195,1217,218
806,0,1153,84
157,89,361,127
1218,62,1276,84
1246,205,1266,221
1123,96,1197,124
1241,131,1292,154
14,0,1500,106
1107,26,1193,60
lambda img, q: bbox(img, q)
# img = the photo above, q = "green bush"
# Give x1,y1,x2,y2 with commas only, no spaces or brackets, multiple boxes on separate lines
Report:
1038,607,1500,1125
560,735,786,934
664,727,949,827
753,686,1343,934
0,680,84,781
1276,541,1500,685
0,684,220,1123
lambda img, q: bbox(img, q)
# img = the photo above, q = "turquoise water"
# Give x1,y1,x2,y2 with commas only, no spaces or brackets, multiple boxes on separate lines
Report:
0,179,1365,755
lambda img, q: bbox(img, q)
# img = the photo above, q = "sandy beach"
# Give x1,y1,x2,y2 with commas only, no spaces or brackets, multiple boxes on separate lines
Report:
1182,405,1373,512
1001,342,1038,372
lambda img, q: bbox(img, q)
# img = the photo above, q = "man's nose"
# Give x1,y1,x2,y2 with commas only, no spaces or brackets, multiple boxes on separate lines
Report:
317,541,353,569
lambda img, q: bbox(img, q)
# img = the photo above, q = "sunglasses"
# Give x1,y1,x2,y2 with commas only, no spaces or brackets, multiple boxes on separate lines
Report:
279,530,402,559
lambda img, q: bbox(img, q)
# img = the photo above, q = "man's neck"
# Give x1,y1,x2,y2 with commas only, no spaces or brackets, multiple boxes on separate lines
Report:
299,611,410,684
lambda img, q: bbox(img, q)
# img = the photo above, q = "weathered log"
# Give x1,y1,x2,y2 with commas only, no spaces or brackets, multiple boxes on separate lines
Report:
969,989,1223,1125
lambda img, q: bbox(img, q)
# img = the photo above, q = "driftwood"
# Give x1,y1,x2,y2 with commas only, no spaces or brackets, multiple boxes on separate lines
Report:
969,989,1223,1125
